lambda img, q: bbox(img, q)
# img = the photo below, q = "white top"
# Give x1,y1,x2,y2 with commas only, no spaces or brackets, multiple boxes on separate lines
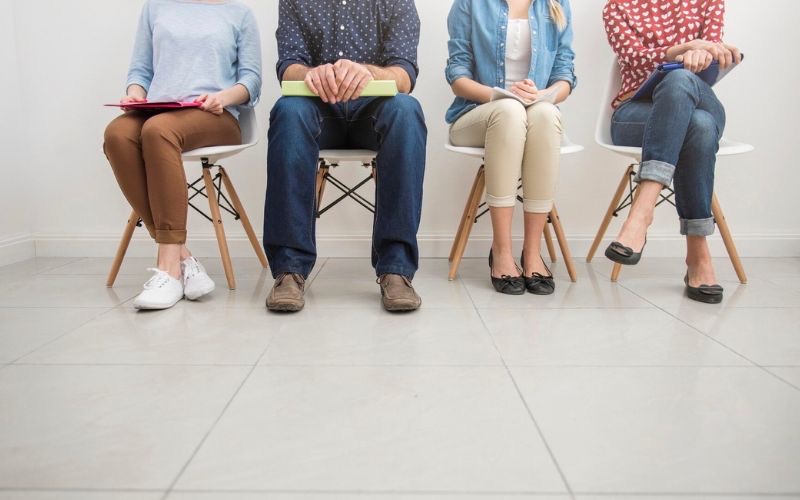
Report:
504,19,532,89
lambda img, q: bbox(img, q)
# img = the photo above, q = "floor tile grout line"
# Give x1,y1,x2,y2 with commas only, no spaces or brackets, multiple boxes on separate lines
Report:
7,307,119,365
160,312,281,500
614,279,800,395
457,277,576,500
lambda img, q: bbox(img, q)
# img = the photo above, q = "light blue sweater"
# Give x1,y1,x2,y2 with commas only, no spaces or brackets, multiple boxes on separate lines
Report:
126,0,262,119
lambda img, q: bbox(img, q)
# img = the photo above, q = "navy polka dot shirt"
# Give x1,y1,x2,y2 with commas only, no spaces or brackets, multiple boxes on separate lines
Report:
276,0,421,90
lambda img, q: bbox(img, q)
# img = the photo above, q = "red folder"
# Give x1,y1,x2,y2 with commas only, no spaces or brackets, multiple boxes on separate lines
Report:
104,101,203,110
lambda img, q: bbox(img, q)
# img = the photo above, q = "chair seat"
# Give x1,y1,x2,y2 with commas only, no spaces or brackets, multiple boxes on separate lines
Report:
319,149,378,164
182,142,258,163
597,137,755,161
445,136,584,158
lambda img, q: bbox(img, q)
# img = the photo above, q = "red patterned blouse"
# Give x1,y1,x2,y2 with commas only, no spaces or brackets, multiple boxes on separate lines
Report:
602,0,726,106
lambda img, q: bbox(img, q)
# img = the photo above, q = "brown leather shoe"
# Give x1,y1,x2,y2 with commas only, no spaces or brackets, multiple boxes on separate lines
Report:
266,273,306,312
378,274,421,312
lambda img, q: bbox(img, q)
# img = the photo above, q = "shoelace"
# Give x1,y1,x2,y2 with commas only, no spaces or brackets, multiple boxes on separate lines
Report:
142,268,175,290
182,258,203,280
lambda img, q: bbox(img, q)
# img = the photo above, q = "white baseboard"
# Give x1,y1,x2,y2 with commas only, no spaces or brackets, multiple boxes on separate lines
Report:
0,234,36,266
31,232,800,259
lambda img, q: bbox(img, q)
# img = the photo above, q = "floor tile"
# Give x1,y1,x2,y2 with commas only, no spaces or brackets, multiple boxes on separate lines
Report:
0,365,249,489
0,258,82,278
511,367,800,494
0,492,162,500
43,257,272,281
0,275,142,308
169,494,569,499
463,277,653,310
767,367,800,391
578,496,800,500
590,257,800,282
175,366,566,493
305,278,474,309
675,308,800,366
479,308,746,367
0,308,110,364
619,276,800,312
20,305,274,365
261,308,500,366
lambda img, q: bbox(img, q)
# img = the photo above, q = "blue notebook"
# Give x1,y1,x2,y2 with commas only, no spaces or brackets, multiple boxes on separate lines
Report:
632,55,744,101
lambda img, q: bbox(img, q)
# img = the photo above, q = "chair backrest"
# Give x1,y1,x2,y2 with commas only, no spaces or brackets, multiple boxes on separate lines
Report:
238,106,258,146
595,57,621,148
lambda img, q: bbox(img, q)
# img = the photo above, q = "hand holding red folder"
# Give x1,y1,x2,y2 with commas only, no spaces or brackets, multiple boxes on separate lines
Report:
105,100,203,110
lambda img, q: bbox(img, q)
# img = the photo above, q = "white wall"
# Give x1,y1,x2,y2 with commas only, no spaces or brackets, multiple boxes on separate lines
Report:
6,0,800,261
0,0,34,264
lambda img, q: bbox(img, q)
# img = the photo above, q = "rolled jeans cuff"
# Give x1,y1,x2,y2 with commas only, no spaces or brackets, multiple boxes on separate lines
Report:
635,160,675,187
681,217,716,237
486,194,517,208
155,229,187,245
523,198,553,214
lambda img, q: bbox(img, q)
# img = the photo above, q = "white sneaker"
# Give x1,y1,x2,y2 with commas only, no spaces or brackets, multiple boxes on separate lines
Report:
133,268,185,310
181,257,215,300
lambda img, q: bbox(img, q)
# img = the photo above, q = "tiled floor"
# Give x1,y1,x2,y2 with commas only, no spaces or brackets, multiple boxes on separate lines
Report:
0,256,799,500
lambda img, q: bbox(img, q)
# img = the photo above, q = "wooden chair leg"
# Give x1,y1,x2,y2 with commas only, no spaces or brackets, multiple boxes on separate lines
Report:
449,167,485,281
203,167,236,290
315,163,329,215
549,204,578,283
218,167,268,270
610,262,623,282
712,192,748,284
609,178,642,283
106,209,140,288
587,164,635,262
449,165,482,264
543,224,558,263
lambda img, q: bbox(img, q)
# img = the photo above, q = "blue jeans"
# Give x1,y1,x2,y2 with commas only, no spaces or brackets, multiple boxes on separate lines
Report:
611,69,726,237
263,95,427,279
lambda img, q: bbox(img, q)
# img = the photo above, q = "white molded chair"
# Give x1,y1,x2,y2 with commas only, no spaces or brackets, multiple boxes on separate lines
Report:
106,106,268,290
589,59,753,283
315,150,379,217
445,135,584,282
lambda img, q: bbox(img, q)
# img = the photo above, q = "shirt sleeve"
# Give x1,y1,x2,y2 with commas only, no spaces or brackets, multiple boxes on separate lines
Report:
444,0,474,85
236,8,262,106
700,0,725,42
276,0,313,82
602,1,668,81
126,0,154,93
547,0,577,90
381,0,421,91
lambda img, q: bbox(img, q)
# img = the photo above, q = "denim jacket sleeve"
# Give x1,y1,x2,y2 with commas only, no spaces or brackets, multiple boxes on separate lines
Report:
445,0,474,85
547,0,577,91
126,0,154,93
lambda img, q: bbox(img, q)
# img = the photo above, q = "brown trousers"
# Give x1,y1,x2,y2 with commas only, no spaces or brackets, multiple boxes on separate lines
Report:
103,109,241,244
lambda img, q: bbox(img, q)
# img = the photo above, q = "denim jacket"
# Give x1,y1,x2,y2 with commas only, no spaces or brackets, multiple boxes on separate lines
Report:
445,0,577,124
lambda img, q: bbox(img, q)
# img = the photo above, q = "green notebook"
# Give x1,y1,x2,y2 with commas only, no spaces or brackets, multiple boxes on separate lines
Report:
281,80,399,97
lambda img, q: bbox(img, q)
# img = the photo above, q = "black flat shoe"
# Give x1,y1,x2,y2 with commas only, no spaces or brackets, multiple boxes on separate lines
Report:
605,237,647,266
488,250,525,295
521,253,555,295
684,274,724,304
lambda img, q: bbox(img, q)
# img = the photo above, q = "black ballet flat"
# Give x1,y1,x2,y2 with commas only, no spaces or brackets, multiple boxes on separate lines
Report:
488,250,525,295
684,274,724,304
520,253,555,295
604,237,647,266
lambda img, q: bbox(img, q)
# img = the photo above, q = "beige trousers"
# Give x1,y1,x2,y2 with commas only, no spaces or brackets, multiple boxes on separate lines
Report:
449,100,562,213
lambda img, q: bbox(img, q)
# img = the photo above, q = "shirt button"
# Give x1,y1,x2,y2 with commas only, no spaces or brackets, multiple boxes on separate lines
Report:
340,25,345,31
339,51,344,56
342,0,346,3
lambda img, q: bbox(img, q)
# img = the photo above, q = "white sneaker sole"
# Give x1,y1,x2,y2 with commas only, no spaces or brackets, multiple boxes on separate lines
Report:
184,281,215,301
133,296,184,310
